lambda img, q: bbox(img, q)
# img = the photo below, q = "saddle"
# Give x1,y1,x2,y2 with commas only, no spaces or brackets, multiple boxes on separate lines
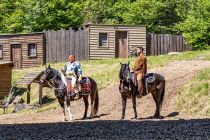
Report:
131,73,155,86
67,77,91,96
144,73,155,84
131,73,155,96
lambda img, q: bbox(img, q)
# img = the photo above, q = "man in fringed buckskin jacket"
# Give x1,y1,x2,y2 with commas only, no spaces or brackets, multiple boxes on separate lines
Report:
132,46,147,98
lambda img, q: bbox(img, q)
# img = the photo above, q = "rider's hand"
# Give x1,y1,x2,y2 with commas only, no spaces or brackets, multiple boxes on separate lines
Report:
142,73,145,79
66,71,73,76
78,75,82,81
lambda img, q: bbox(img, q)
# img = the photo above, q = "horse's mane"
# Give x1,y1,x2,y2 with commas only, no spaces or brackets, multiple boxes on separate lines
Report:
119,64,129,80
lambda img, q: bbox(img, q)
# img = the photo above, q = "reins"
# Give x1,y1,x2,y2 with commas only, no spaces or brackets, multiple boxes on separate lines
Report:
41,69,65,89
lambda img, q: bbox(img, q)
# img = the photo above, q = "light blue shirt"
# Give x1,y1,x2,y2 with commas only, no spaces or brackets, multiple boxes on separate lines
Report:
64,61,82,76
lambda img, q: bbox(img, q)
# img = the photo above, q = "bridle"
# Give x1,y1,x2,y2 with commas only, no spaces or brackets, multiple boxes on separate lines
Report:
120,66,131,84
40,69,59,88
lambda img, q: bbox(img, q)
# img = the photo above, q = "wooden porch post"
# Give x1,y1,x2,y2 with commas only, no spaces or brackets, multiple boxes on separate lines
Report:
27,84,31,104
39,84,43,105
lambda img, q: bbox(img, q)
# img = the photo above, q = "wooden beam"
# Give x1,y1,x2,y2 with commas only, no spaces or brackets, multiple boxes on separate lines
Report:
27,84,31,104
39,84,43,105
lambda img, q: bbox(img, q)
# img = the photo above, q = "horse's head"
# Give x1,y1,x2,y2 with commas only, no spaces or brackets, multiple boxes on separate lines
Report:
119,61,131,83
39,65,57,85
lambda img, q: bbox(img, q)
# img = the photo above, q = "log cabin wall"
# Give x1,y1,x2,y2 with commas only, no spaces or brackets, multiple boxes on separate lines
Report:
85,24,146,59
0,33,45,69
0,62,14,99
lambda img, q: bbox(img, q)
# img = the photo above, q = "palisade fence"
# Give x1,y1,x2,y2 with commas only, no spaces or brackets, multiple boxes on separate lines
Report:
146,33,192,56
44,28,89,63
44,29,192,62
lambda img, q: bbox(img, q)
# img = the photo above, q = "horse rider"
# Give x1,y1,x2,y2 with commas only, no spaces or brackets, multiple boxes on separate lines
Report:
132,46,147,98
64,54,82,99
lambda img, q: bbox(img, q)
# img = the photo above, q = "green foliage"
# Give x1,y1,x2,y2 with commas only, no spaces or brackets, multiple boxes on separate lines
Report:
0,0,84,32
176,0,210,50
0,0,210,49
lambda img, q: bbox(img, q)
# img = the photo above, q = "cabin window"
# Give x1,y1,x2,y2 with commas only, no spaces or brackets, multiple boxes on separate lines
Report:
99,33,108,47
0,45,2,59
28,43,37,57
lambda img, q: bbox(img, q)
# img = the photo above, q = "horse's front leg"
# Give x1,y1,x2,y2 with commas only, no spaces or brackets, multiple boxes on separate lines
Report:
152,91,160,119
132,90,137,119
63,96,68,121
57,97,67,121
66,96,73,121
121,96,127,120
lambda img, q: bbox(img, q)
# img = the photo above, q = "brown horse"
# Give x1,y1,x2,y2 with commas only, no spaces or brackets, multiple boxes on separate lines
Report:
39,65,99,121
119,62,165,119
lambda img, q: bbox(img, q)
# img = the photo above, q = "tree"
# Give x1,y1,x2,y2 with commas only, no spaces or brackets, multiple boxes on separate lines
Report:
176,0,210,50
0,0,84,33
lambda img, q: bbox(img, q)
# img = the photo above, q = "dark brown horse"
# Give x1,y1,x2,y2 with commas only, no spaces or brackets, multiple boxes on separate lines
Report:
39,65,99,121
119,62,165,119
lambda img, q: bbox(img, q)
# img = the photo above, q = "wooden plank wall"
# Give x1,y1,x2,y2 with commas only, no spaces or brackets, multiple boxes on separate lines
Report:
45,28,89,63
0,64,12,98
89,25,115,59
0,33,44,68
147,33,192,55
127,26,146,56
88,25,146,59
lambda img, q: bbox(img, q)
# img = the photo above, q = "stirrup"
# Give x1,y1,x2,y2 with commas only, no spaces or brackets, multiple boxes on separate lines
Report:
137,94,142,98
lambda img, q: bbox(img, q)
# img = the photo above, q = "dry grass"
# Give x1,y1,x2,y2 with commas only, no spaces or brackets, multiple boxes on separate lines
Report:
176,68,210,116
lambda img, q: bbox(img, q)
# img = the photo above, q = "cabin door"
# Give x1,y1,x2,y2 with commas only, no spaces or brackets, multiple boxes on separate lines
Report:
11,44,22,69
115,31,128,58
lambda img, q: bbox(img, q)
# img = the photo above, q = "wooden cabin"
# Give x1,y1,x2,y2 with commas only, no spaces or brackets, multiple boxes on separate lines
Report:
0,61,14,99
85,24,146,59
0,33,45,69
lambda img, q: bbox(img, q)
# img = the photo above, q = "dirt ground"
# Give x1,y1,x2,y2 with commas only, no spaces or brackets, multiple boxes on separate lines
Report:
0,60,210,139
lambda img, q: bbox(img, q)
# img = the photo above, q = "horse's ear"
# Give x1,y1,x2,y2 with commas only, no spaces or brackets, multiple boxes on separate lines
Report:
128,61,130,65
48,65,51,69
119,61,123,65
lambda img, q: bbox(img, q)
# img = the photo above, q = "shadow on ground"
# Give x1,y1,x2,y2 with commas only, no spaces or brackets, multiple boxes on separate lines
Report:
0,118,210,139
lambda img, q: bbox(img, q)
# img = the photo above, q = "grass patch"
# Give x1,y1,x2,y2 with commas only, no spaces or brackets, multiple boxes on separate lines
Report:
1,50,210,115
176,68,210,116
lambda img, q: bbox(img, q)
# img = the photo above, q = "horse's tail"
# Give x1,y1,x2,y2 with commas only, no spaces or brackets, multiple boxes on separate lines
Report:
94,89,99,116
159,79,165,110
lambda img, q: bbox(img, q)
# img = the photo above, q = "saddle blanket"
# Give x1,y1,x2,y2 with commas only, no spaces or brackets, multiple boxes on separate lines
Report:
67,77,91,96
81,77,91,93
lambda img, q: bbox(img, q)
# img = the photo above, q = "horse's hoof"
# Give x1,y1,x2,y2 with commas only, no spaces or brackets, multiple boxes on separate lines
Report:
62,118,68,121
131,116,137,120
154,115,160,119
154,115,164,119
